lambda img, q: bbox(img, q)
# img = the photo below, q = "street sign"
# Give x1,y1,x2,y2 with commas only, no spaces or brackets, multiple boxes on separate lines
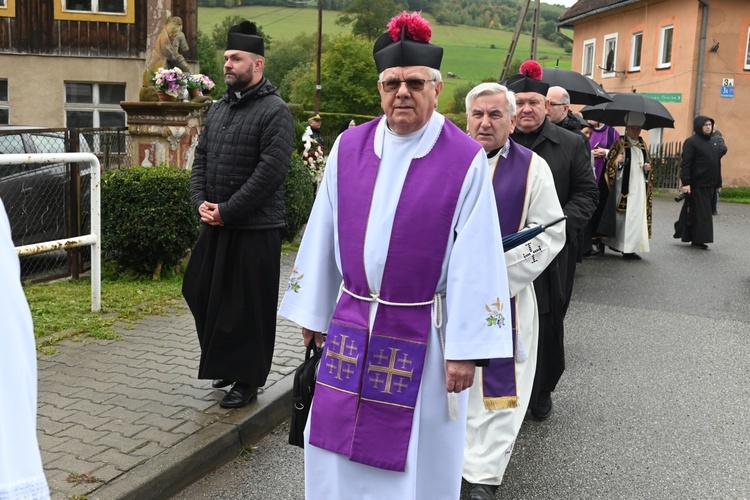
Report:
721,78,735,98
641,92,682,103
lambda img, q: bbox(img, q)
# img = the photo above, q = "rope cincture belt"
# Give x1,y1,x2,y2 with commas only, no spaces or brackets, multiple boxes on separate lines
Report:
340,284,445,329
339,283,458,419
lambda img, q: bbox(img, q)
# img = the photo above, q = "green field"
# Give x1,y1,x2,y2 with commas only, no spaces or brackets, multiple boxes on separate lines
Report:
198,6,572,111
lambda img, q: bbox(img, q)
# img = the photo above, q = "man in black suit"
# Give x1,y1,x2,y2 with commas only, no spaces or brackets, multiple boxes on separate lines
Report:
505,61,598,421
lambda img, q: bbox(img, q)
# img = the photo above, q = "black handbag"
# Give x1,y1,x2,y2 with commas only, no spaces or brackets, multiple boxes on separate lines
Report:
288,342,322,448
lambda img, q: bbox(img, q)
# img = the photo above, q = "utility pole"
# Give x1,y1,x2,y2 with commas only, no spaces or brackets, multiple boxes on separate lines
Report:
499,0,531,81
315,0,322,113
530,0,541,60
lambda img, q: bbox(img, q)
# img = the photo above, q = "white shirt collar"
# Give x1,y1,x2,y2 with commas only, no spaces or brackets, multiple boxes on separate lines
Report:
374,112,445,159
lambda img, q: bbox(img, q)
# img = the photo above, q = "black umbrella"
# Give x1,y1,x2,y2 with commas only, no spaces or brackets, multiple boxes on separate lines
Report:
580,92,675,130
502,216,567,251
540,68,612,105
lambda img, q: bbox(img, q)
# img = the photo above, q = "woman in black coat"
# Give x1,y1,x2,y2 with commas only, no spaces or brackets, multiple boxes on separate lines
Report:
674,115,721,249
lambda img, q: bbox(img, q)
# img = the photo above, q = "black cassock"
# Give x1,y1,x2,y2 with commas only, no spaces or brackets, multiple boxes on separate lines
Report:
182,225,281,386
674,187,714,245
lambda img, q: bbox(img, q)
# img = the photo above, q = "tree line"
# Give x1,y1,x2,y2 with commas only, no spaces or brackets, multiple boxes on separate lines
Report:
197,0,570,118
197,0,568,34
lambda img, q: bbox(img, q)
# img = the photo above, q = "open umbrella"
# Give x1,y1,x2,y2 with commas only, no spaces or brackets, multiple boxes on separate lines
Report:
580,92,675,130
540,68,612,105
502,216,567,251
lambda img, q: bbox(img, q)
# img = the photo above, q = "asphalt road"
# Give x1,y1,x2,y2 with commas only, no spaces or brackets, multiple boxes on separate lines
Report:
173,196,750,500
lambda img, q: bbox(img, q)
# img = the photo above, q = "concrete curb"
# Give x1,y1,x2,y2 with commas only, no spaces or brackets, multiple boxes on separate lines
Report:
91,374,294,500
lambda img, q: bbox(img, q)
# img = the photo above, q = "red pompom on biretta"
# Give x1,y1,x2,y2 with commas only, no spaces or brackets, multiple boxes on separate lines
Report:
387,11,432,43
519,60,543,80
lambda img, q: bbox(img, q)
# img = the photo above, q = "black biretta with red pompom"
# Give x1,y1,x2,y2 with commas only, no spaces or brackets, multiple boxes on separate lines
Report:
373,12,443,73
503,60,549,95
227,21,264,57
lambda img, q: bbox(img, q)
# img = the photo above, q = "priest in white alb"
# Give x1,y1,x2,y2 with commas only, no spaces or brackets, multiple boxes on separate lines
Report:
462,83,565,500
278,12,514,500
0,200,51,500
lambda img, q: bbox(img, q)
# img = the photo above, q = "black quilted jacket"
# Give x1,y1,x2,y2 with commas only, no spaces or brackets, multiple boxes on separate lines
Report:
190,77,294,229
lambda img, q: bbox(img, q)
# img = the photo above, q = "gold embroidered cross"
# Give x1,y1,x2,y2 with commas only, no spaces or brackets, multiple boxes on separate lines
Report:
367,347,414,394
326,333,359,381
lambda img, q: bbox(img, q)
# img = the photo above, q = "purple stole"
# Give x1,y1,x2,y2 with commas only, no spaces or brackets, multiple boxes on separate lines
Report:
308,117,481,471
590,125,619,184
483,139,533,410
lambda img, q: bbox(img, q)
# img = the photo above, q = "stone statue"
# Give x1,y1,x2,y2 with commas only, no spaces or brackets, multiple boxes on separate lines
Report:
140,16,192,101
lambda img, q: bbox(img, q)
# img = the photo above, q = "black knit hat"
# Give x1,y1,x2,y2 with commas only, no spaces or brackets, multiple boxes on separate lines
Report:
373,12,443,73
226,21,264,57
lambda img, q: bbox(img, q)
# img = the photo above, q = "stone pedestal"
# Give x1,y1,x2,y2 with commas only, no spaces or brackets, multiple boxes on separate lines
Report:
120,101,210,170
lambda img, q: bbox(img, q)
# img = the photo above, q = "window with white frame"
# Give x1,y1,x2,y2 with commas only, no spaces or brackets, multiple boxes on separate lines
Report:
657,25,674,69
601,33,617,77
582,39,595,77
63,0,125,14
630,32,643,71
64,82,126,128
745,26,750,70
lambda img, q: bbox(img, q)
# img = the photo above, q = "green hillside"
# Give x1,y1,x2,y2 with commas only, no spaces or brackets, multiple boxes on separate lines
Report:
198,6,572,111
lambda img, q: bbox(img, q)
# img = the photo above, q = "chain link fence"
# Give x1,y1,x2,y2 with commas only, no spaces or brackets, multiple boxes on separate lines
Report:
0,127,131,282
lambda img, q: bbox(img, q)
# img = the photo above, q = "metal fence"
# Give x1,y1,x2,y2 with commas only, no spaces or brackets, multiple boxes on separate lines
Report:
650,141,683,190
0,127,129,282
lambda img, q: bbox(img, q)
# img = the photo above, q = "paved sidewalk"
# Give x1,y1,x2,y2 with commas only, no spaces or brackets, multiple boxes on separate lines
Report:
36,252,303,500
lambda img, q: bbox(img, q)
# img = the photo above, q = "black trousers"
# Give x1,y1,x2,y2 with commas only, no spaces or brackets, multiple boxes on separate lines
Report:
183,225,282,386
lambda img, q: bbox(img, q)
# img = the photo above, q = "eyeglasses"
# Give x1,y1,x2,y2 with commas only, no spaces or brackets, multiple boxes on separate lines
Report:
548,102,568,107
380,78,436,93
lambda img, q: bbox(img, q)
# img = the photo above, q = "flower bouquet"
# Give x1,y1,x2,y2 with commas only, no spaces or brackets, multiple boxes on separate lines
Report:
186,73,216,97
302,139,326,182
150,67,187,100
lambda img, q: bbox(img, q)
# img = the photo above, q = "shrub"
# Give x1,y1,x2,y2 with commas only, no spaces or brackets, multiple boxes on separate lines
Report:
102,166,199,278
283,153,316,242
443,112,467,132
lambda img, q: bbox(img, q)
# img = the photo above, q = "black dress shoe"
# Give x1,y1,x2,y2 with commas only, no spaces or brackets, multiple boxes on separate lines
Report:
589,241,605,256
220,383,258,408
691,243,709,250
468,483,498,500
622,252,642,260
530,391,553,421
212,379,233,389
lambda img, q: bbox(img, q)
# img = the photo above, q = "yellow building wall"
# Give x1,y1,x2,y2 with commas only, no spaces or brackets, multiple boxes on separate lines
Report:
568,0,749,186
0,54,144,128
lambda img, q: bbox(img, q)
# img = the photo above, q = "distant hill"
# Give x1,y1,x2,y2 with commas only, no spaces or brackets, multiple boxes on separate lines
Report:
197,5,572,111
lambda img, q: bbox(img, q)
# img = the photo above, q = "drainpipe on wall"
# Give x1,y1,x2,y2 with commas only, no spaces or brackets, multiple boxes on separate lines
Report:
695,0,709,117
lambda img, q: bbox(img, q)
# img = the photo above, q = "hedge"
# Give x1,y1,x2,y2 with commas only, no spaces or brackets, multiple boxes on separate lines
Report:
283,152,316,242
102,166,199,278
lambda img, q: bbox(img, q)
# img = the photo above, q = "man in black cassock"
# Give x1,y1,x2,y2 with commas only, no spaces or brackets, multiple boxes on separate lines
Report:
182,20,294,408
504,61,598,421
674,115,721,249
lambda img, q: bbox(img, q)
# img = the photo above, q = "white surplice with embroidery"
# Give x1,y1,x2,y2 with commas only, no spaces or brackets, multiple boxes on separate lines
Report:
278,113,513,500
601,141,650,253
0,200,51,500
463,144,566,486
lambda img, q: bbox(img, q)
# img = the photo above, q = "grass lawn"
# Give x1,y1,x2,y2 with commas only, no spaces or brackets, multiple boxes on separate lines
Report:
24,244,300,352
24,275,186,353
198,6,572,112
